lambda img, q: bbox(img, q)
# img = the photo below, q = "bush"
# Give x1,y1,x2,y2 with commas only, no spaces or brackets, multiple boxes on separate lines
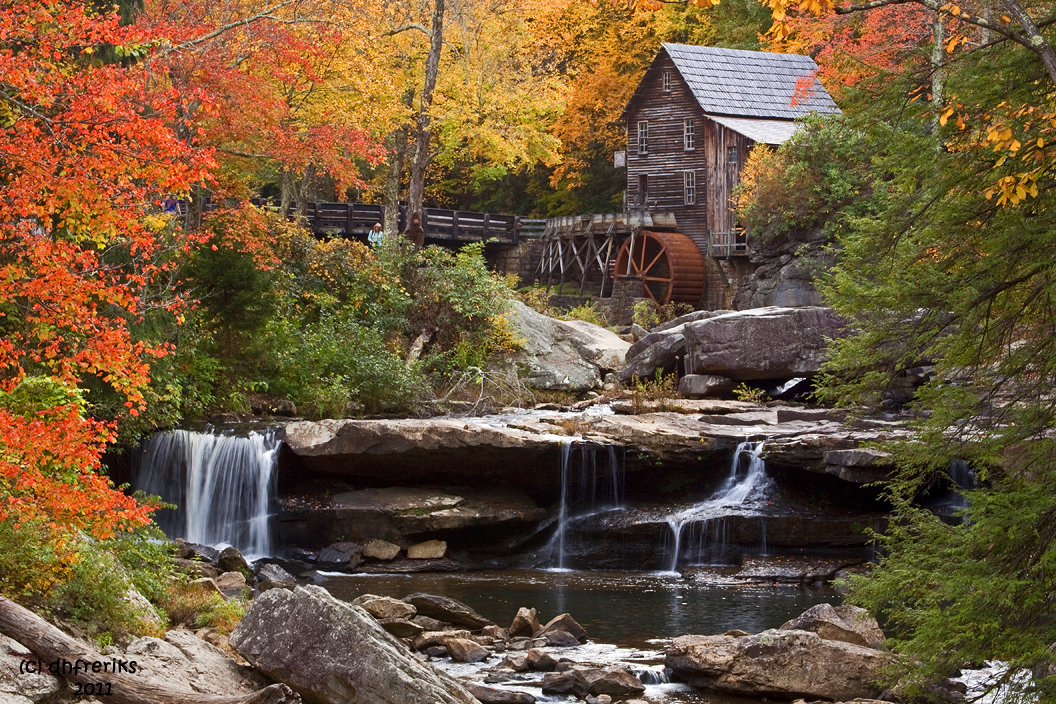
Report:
0,520,172,642
734,114,872,241
259,311,422,416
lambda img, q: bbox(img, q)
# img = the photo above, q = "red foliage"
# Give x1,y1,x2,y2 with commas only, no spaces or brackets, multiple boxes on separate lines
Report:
0,0,213,538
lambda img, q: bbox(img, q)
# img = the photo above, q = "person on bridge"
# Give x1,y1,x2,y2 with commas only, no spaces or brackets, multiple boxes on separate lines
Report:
368,222,384,247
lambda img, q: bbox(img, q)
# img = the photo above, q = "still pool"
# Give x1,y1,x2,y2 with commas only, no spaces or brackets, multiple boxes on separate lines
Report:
321,568,840,648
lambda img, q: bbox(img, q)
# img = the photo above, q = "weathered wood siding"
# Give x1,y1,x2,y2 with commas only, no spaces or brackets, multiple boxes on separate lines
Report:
625,54,753,256
703,121,752,239
625,54,711,254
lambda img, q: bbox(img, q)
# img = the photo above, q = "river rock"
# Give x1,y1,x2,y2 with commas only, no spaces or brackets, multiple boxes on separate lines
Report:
509,607,540,638
407,540,447,559
525,649,558,672
536,613,587,643
318,541,363,566
445,638,490,663
466,682,536,704
256,563,296,586
174,558,220,579
230,585,478,704
665,629,887,700
587,668,646,697
404,593,495,629
352,594,418,621
544,630,580,647
414,630,473,651
780,604,885,648
215,571,247,596
482,625,509,641
499,654,530,672
217,546,249,573
363,539,402,561
541,669,591,697
413,615,449,631
378,618,424,639
619,332,687,383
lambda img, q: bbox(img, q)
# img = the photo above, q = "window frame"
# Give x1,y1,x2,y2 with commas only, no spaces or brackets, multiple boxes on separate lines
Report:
684,170,696,205
684,117,695,151
663,71,671,93
637,121,649,155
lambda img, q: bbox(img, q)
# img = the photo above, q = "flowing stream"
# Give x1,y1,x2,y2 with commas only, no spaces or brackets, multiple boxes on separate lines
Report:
134,427,280,559
664,440,771,572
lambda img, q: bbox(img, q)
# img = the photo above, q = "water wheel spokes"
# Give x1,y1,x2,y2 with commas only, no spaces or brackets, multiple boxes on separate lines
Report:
614,230,705,306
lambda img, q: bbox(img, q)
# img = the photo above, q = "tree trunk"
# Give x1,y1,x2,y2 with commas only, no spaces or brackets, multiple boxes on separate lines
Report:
407,0,445,226
930,10,945,141
384,90,414,236
1000,0,1056,88
0,597,300,704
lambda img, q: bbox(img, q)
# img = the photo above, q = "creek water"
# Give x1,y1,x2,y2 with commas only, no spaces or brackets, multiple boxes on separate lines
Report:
322,569,839,703
322,569,838,649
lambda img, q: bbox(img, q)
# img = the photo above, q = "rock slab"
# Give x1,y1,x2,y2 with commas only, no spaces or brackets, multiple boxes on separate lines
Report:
665,628,887,700
780,603,885,648
230,585,479,704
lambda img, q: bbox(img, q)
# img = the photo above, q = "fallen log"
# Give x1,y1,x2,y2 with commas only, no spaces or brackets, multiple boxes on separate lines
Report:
0,596,300,704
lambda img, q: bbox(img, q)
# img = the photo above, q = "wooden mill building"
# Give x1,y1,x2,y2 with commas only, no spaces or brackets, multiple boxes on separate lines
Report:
537,43,840,310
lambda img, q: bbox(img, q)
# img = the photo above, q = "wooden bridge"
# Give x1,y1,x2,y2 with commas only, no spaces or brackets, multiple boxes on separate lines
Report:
245,199,547,245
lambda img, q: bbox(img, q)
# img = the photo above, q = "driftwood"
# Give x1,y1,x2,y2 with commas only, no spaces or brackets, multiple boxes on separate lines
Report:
0,596,300,704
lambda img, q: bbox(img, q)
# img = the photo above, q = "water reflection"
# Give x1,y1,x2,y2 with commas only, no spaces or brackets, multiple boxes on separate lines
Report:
321,569,839,648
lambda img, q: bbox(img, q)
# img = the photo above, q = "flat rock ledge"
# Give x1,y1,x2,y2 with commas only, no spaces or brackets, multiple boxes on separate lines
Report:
282,402,908,487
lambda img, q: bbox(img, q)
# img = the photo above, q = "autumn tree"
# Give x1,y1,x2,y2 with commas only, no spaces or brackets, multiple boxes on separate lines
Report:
0,0,219,611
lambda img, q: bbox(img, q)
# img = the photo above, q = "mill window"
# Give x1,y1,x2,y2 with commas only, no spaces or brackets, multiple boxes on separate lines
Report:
684,171,696,205
684,118,695,150
638,121,649,155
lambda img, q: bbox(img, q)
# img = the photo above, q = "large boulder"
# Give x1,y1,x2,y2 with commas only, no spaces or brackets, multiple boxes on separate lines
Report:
665,629,887,700
780,604,885,648
681,307,844,381
618,333,686,383
621,307,844,384
0,633,63,703
505,300,630,391
403,593,495,630
230,585,479,704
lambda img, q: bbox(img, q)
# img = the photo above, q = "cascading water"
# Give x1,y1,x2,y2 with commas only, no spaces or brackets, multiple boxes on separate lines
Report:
664,440,770,572
549,442,624,570
134,427,280,559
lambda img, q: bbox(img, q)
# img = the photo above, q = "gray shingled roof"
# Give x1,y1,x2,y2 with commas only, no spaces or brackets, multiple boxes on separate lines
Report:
662,43,839,119
706,114,801,145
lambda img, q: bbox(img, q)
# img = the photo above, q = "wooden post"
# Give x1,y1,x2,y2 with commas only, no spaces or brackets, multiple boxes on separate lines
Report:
452,210,460,239
345,202,354,237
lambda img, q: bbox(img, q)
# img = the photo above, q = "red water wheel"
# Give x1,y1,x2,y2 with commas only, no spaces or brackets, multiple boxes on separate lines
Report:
613,230,706,305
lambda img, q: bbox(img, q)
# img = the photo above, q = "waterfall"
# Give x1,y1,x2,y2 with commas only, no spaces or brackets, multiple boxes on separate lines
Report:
549,442,625,570
664,440,770,572
134,427,280,559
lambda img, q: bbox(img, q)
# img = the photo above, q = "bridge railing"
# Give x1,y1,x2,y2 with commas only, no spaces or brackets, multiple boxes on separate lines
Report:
198,197,538,244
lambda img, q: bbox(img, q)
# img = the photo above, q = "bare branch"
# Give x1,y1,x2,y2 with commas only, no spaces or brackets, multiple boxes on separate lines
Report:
155,1,299,57
385,22,432,37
